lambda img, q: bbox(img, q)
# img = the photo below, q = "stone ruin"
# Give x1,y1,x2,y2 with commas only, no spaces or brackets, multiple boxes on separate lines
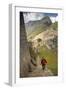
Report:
20,12,36,77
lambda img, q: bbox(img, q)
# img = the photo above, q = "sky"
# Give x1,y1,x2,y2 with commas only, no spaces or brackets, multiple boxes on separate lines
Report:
23,12,58,23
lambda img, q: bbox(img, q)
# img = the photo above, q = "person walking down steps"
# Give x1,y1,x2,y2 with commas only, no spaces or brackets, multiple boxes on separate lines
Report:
41,57,47,70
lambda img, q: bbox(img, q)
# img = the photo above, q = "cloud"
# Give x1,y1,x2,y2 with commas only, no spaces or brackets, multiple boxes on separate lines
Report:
50,16,58,23
23,12,45,23
23,12,58,23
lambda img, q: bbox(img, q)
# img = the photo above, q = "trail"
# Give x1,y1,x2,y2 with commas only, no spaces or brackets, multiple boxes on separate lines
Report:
28,56,53,77
28,65,53,77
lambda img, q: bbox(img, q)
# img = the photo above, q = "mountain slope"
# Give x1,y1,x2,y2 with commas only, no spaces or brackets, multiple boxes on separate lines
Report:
25,16,52,37
24,16,58,49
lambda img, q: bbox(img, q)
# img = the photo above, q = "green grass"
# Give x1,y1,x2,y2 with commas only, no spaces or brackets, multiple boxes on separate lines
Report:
27,25,47,40
38,46,58,76
27,29,44,40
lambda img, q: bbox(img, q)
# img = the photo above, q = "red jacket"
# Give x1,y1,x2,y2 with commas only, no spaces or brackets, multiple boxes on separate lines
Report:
41,59,47,65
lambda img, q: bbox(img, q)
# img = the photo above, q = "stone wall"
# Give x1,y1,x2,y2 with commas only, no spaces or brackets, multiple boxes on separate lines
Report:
20,12,31,77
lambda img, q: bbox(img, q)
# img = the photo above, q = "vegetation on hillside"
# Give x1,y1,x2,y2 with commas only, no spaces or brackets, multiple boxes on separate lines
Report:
25,16,58,76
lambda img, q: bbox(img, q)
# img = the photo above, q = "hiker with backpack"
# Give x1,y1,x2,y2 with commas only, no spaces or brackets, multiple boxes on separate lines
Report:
41,57,47,70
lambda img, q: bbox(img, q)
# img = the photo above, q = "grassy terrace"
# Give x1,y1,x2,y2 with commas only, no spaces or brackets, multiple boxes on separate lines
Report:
38,46,58,76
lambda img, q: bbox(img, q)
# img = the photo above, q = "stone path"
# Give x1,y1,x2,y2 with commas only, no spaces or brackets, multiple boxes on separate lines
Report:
28,65,53,77
28,56,53,77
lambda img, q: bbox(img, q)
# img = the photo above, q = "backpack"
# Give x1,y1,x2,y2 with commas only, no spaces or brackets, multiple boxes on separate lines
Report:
41,59,47,65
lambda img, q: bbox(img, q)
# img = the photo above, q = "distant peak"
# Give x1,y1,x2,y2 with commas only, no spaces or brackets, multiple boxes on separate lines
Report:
41,16,52,26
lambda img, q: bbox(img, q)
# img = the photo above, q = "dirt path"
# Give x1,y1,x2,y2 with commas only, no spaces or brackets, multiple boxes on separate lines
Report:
28,65,53,77
28,56,53,77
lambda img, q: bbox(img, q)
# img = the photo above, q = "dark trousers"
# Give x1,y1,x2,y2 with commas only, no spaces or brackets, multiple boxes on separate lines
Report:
42,64,45,70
